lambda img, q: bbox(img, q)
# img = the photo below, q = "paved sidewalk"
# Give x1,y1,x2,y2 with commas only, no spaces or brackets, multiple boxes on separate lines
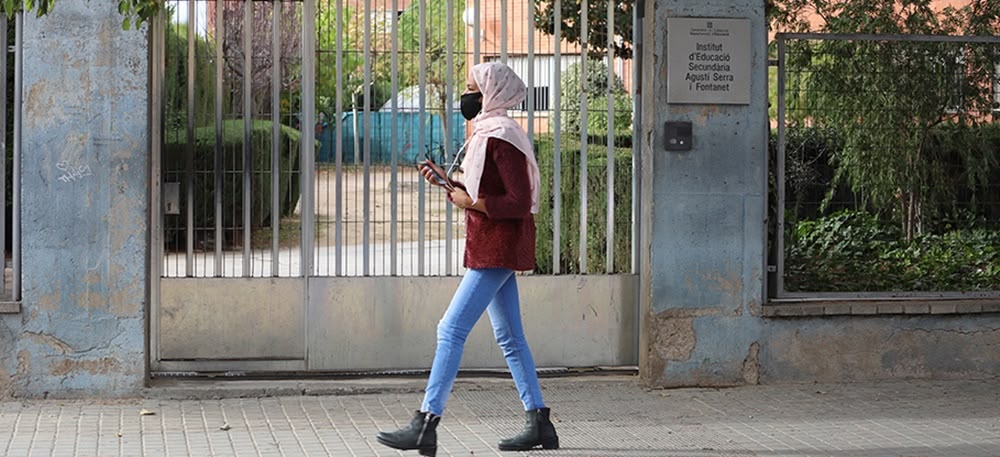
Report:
0,376,997,457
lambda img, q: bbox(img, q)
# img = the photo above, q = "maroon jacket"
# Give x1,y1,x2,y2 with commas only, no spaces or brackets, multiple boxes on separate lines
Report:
460,137,536,271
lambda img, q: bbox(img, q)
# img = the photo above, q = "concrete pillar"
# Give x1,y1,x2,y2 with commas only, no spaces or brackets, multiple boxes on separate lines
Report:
0,0,149,396
639,0,768,386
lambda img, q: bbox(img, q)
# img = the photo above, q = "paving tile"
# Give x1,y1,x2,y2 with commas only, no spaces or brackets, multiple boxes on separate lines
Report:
0,378,999,456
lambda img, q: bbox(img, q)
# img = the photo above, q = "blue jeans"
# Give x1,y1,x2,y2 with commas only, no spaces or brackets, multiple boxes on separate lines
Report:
421,268,546,416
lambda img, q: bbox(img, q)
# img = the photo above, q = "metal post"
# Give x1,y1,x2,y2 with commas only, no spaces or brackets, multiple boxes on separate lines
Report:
499,0,507,64
473,0,480,64
0,18,7,296
631,0,642,275
606,0,615,273
445,0,455,276
148,5,166,369
185,0,196,276
527,0,535,141
390,0,400,276
417,0,427,276
301,0,317,277
552,0,562,274
242,0,254,276
362,0,372,276
214,0,224,276
335,0,344,276
271,1,282,276
578,0,589,273
776,36,787,296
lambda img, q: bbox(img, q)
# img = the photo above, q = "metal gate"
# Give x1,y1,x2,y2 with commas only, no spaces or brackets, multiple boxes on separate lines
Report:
150,0,640,374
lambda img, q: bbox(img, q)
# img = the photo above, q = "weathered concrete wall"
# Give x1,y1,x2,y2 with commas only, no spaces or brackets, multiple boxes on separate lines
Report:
639,0,1000,387
0,0,148,397
639,0,768,387
760,316,1000,383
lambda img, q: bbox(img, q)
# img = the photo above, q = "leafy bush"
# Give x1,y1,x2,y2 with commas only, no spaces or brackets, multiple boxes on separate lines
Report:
164,22,216,132
785,209,1000,292
533,134,632,274
559,59,633,145
162,120,303,250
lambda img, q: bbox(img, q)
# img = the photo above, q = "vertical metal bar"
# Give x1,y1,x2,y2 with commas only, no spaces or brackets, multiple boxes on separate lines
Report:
214,0,224,276
10,13,18,299
301,0,317,277
362,0,372,276
335,0,344,276
605,0,615,273
578,0,589,273
0,18,7,296
499,0,507,64
148,6,166,366
473,0,480,63
552,0,562,274
271,0,281,276
242,0,253,276
776,37,787,296
390,0,400,276
631,0,642,275
417,0,427,276
631,0,643,360
526,0,535,140
444,0,454,276
185,0,196,276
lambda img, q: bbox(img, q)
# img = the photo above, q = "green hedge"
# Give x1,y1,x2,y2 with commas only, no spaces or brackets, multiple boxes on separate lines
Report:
785,210,1000,292
163,120,303,250
534,134,633,274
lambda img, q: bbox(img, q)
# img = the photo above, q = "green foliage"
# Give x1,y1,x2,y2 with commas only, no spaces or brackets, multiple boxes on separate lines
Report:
117,0,160,30
395,0,466,112
776,0,1000,241
164,21,216,131
533,134,632,274
785,210,1000,292
316,3,366,114
533,0,632,59
559,59,632,144
0,0,160,29
162,120,303,250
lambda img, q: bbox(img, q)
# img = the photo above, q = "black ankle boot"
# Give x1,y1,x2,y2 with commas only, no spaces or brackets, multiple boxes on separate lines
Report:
376,411,440,457
497,407,560,451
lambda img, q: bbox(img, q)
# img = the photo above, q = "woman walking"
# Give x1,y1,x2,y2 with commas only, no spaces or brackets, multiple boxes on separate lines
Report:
375,62,559,456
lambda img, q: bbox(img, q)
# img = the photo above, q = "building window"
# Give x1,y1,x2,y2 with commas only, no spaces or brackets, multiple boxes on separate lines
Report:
518,86,550,112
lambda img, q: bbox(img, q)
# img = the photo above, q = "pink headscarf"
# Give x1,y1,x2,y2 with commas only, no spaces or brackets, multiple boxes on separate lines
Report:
460,62,541,214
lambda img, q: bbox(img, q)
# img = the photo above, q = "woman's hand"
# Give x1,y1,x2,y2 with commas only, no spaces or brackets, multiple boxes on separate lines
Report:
448,188,472,209
416,160,451,189
448,188,488,214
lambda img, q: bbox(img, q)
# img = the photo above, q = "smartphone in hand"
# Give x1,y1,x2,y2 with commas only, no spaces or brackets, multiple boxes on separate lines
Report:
419,155,454,191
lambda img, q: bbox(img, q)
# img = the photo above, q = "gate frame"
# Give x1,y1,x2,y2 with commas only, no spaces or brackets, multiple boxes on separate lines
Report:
147,0,644,375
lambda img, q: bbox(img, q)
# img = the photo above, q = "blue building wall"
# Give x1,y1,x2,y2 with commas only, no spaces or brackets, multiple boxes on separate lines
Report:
317,112,466,164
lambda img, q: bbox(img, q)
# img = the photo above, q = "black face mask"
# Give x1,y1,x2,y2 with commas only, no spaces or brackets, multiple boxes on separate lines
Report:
460,92,483,121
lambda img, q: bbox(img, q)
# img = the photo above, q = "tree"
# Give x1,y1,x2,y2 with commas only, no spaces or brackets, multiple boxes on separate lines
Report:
315,2,365,115
773,0,1000,240
560,59,632,142
395,0,466,150
163,18,216,132
533,0,632,59
220,2,301,118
